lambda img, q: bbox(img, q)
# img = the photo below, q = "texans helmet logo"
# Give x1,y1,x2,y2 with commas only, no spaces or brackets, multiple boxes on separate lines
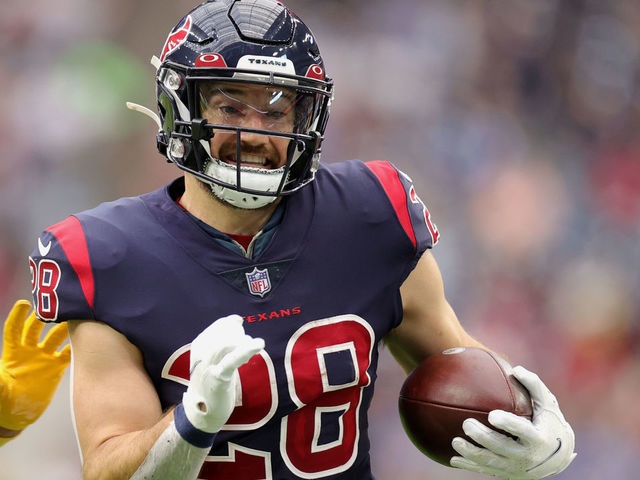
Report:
160,15,193,62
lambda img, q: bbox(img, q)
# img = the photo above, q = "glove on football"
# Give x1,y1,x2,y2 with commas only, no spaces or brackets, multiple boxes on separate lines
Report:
450,365,576,479
0,300,71,433
182,314,264,434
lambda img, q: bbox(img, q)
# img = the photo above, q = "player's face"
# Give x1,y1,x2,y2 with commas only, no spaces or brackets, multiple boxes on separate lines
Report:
200,82,298,169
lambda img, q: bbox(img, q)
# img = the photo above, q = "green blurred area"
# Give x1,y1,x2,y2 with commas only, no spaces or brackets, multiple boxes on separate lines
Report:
51,42,149,134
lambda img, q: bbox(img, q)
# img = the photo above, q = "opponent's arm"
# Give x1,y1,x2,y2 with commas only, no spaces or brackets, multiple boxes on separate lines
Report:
385,251,486,372
71,315,263,480
0,300,70,446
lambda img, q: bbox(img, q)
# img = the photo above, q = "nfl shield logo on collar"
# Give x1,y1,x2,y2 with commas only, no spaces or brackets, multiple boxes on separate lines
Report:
245,267,271,297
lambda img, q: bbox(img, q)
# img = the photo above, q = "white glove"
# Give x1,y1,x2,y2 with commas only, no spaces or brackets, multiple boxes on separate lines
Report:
182,314,264,433
450,365,576,479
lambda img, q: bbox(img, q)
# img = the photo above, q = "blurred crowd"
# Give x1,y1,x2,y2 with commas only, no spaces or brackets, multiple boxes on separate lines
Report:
0,0,639,478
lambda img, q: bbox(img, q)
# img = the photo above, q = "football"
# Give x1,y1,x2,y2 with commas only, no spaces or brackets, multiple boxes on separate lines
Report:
398,347,533,466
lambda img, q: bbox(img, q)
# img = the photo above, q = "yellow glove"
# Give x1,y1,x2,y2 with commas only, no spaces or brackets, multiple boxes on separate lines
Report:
0,300,71,445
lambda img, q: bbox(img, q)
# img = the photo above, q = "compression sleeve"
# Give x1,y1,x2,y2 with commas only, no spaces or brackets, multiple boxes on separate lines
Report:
130,415,210,480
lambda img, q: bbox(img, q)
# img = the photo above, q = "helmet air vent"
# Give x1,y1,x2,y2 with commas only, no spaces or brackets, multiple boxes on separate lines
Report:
228,0,293,44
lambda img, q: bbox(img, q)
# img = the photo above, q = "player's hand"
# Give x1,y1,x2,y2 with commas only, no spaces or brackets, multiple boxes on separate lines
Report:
450,365,576,479
182,314,264,434
0,300,71,431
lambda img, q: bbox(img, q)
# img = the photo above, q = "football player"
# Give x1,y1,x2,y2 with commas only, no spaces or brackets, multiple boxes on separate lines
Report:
0,300,70,446
28,0,576,478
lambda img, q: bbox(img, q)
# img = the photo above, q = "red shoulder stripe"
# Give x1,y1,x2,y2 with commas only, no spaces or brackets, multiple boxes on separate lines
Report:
47,216,95,309
365,161,417,248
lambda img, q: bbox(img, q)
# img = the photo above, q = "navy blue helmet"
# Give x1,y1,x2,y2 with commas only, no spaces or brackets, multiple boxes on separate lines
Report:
155,0,333,208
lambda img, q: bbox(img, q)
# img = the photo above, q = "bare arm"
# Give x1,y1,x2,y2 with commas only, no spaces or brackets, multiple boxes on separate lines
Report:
70,315,263,480
69,320,204,480
385,251,486,373
388,253,578,478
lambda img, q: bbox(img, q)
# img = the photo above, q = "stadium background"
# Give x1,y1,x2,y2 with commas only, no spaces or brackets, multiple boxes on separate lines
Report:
1,0,639,478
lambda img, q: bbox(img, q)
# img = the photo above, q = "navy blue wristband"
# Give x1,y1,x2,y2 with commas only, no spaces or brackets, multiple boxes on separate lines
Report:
174,403,217,448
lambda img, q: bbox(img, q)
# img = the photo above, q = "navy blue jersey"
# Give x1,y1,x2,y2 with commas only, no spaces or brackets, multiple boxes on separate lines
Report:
29,160,439,480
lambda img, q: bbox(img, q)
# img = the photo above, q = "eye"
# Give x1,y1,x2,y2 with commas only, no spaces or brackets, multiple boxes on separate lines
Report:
220,105,243,116
266,110,287,119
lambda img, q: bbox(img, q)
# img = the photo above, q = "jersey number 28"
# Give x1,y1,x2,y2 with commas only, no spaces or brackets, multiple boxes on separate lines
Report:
29,257,62,321
162,314,375,479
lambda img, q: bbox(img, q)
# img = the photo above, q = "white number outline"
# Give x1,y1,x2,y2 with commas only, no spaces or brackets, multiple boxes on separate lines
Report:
161,348,278,431
280,314,374,479
31,258,62,321
162,314,375,479
203,443,272,480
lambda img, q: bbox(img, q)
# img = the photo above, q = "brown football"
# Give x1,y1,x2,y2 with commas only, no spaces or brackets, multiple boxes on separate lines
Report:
398,347,533,466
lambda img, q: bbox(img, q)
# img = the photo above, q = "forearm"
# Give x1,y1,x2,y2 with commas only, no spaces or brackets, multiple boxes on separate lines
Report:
82,409,207,480
82,411,172,480
130,413,210,480
73,316,262,480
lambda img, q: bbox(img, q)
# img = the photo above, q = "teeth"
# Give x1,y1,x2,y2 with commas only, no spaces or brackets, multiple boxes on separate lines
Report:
239,154,267,166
